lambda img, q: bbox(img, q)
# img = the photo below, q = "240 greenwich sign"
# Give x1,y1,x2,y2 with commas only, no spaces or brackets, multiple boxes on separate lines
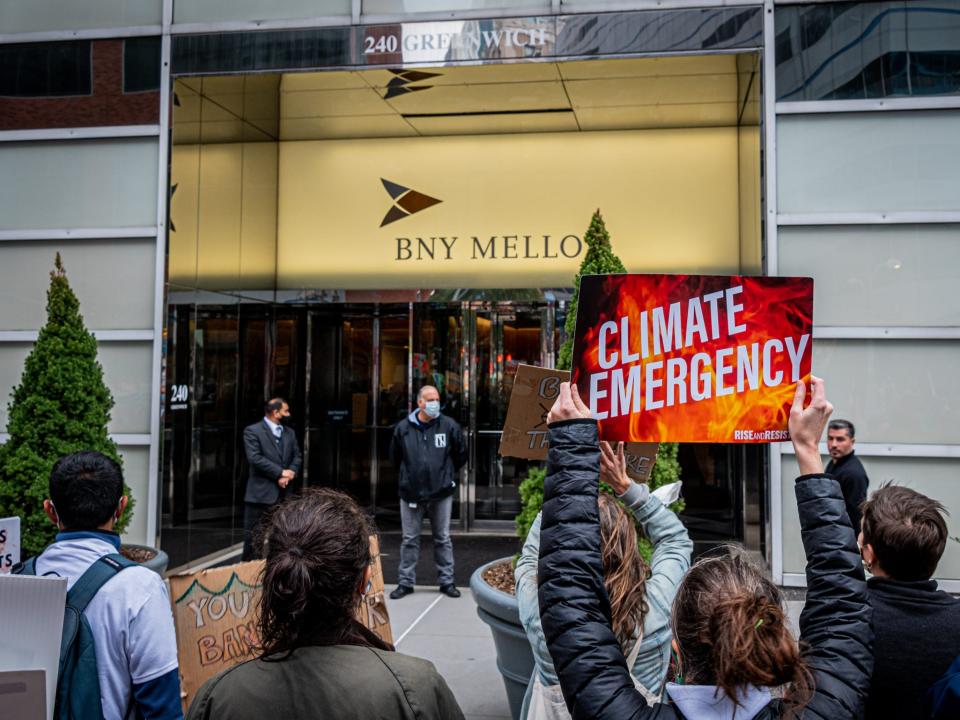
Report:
572,274,814,443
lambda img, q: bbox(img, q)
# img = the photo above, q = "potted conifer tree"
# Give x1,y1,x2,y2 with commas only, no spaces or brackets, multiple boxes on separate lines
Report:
470,210,683,719
0,255,167,574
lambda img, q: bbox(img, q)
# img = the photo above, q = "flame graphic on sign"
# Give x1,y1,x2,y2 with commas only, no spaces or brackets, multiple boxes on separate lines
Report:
572,274,813,443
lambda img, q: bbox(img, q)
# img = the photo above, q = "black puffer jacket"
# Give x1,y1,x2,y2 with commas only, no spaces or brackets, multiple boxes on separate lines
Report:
538,420,873,720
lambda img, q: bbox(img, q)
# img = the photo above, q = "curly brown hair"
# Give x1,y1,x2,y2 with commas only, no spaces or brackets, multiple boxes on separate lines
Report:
257,488,372,657
598,493,649,653
671,548,813,715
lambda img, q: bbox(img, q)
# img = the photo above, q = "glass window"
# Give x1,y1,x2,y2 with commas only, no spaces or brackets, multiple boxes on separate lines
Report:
0,343,33,430
779,225,960,327
174,0,350,25
0,342,152,435
123,37,161,93
0,41,91,97
809,340,960,445
0,0,160,35
0,39,161,131
0,239,156,331
776,2,960,101
0,138,158,230
100,342,154,434
364,0,544,12
781,456,960,579
118,445,150,545
777,111,960,214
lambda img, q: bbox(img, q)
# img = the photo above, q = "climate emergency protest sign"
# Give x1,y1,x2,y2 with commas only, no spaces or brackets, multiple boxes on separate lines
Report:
169,537,392,712
572,274,813,443
500,363,659,480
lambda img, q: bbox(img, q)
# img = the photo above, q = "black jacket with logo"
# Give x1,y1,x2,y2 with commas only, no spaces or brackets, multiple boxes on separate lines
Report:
538,420,873,720
390,412,467,503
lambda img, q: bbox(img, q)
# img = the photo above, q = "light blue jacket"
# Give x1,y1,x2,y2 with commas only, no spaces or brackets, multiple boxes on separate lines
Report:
515,483,692,713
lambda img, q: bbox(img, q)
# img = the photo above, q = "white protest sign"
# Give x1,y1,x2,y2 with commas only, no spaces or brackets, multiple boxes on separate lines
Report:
0,517,21,574
0,575,67,720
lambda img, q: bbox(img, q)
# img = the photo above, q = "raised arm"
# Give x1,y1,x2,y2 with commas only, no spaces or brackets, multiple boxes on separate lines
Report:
515,512,559,681
789,378,873,720
538,384,652,720
602,443,692,614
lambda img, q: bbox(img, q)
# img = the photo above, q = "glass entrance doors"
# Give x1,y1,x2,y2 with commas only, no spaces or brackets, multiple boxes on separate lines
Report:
469,303,551,527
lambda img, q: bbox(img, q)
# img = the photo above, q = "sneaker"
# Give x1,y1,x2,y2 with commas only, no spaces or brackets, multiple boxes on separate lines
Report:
439,584,461,598
389,585,414,600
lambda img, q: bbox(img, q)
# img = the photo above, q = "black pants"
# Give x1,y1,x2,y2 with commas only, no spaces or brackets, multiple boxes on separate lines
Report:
242,502,272,561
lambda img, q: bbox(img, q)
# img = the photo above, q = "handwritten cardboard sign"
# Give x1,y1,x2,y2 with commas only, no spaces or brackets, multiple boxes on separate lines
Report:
500,365,570,460
0,517,19,574
499,365,659,481
169,537,392,712
573,274,813,443
0,670,46,720
0,575,67,720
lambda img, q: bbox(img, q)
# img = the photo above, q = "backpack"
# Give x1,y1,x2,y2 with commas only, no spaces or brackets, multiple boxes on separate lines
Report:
15,552,137,720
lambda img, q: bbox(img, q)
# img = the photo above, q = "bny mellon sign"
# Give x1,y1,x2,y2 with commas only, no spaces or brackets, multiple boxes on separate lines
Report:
171,126,742,290
277,126,740,289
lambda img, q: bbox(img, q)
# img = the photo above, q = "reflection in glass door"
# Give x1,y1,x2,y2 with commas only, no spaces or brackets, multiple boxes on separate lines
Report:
470,304,550,525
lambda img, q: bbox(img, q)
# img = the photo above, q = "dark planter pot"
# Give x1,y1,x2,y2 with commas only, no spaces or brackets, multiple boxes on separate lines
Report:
470,558,534,720
121,544,169,576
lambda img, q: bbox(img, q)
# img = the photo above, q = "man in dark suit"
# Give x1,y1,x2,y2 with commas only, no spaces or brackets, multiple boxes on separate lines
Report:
242,397,302,560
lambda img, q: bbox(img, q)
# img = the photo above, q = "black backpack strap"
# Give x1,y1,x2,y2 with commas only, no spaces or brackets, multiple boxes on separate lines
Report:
66,553,136,615
12,555,38,575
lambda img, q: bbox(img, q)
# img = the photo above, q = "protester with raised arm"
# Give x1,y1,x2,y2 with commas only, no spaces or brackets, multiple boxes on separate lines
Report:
537,379,872,719
516,441,691,718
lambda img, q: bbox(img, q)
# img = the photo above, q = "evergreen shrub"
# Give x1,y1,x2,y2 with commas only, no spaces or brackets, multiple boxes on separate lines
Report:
0,255,133,556
515,211,683,558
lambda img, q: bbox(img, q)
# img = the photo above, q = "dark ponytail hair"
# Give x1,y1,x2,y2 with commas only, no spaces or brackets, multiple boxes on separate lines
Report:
672,548,812,714
257,488,372,657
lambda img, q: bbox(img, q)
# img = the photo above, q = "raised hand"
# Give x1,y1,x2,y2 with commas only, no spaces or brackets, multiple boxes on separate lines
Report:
789,376,833,476
546,382,593,425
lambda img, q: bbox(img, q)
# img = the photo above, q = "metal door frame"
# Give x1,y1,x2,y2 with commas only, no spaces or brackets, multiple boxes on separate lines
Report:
463,300,554,532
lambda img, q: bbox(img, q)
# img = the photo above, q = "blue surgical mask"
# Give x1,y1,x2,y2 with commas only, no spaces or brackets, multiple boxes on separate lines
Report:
424,400,441,418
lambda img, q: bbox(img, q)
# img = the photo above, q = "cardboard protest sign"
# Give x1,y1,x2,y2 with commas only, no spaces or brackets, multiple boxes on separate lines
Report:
573,274,813,443
0,575,67,720
170,537,392,711
500,364,659,481
0,517,19,574
360,535,393,646
499,364,570,459
0,670,46,720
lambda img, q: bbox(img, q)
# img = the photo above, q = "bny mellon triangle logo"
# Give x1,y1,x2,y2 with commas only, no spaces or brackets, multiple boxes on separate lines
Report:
380,178,442,227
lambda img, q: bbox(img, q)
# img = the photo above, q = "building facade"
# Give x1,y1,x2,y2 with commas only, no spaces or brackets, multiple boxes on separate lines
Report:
0,0,957,587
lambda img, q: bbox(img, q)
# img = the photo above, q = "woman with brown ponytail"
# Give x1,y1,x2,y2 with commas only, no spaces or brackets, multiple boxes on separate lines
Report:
538,378,873,720
186,488,464,720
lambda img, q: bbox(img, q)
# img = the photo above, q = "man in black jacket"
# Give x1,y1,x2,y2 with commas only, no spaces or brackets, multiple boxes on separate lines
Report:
860,485,959,720
826,419,869,531
389,385,467,599
241,397,302,560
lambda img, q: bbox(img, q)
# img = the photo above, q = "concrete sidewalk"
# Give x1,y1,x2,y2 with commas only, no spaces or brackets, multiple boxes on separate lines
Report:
386,582,807,720
386,584,512,720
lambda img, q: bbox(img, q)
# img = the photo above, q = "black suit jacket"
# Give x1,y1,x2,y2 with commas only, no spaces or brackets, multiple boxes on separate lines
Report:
243,420,303,505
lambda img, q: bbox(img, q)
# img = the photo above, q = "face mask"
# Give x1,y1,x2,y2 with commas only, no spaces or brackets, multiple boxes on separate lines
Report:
423,400,441,418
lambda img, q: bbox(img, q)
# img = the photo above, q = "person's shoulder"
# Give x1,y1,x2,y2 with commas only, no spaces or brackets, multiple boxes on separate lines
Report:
99,564,169,605
440,414,462,430
370,647,446,681
244,420,264,433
